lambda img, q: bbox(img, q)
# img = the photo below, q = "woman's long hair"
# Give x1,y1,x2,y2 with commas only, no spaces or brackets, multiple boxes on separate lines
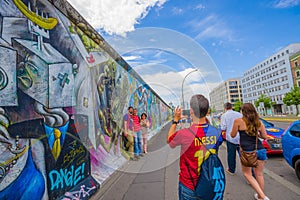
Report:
241,103,261,136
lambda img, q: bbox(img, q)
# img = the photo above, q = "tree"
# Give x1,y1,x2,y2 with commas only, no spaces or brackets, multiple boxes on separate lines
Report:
233,100,243,112
210,106,216,114
254,94,274,108
283,86,300,115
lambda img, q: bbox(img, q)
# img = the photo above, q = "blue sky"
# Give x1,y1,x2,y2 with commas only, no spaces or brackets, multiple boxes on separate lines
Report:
69,0,300,106
133,0,300,78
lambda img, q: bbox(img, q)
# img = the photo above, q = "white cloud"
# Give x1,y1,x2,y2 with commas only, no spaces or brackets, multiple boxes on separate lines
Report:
122,55,141,61
172,7,184,15
142,69,206,106
68,0,167,36
196,24,232,40
189,14,218,29
133,65,221,106
194,4,205,10
273,0,300,8
191,14,233,41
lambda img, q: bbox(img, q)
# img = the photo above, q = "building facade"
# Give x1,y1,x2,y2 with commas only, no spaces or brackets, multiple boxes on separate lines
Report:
290,51,300,87
209,78,243,113
241,43,300,115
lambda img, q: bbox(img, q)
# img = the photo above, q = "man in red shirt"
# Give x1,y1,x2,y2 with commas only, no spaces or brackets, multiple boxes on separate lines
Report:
132,109,142,158
167,94,223,199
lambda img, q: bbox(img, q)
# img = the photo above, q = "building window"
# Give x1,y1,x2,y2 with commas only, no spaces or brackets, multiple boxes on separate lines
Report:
295,61,299,67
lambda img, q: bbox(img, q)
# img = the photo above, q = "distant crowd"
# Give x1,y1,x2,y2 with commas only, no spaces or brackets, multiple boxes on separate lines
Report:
122,97,270,200
167,94,270,200
123,106,150,161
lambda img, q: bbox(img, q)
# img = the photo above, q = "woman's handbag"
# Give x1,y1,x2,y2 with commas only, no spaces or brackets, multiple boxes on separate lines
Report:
240,134,258,167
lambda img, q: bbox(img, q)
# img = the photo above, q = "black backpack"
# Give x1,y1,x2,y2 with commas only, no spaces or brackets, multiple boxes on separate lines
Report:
186,127,226,200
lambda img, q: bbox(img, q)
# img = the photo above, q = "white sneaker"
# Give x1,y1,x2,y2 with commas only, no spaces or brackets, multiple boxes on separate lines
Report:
255,194,270,200
257,196,270,200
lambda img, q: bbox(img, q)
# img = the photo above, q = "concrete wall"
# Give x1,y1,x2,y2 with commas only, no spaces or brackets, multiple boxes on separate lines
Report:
0,0,171,199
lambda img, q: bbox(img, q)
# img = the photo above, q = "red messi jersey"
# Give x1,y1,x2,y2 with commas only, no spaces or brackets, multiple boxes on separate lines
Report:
168,123,220,190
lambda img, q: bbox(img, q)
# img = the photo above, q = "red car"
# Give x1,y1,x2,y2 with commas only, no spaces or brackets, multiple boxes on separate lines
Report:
260,118,284,154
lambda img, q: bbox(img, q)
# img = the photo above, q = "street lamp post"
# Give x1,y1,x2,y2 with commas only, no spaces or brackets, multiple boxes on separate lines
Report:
181,69,198,109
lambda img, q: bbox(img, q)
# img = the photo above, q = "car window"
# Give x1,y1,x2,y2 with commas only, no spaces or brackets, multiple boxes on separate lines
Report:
290,123,300,138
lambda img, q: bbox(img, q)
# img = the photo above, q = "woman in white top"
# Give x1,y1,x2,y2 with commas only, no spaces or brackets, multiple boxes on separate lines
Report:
140,113,150,154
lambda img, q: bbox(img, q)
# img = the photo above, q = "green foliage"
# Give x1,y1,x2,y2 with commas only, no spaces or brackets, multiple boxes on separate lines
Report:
233,100,243,112
254,94,274,108
283,86,300,106
210,106,216,114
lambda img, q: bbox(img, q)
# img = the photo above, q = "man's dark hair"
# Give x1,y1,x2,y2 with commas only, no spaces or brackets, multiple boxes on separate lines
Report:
190,94,209,118
128,106,133,110
224,102,232,110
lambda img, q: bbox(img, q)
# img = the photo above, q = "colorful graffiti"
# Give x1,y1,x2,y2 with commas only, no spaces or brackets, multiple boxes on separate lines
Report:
0,0,170,199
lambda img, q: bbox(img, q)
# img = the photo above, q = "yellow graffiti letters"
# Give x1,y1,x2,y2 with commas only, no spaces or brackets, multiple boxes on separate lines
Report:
63,146,86,164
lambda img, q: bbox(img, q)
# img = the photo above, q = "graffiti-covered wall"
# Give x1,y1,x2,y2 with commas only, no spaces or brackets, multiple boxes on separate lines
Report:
0,0,171,199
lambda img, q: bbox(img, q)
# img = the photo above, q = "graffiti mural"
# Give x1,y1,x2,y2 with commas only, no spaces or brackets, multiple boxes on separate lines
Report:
0,0,171,199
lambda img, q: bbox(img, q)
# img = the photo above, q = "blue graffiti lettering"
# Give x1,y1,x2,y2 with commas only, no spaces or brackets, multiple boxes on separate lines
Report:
212,167,224,180
213,192,223,200
49,163,86,190
213,167,225,200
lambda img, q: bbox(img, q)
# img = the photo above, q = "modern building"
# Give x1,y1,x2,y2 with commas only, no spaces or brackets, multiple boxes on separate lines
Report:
290,51,300,87
241,43,300,115
209,78,243,113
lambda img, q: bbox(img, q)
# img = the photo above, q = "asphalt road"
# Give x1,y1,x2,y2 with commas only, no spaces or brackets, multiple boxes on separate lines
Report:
270,121,290,130
263,121,300,195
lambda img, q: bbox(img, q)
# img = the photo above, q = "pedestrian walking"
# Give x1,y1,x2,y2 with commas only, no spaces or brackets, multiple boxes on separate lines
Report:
206,107,212,124
231,103,269,200
167,94,224,200
220,102,242,175
133,109,142,158
123,106,135,160
140,113,150,154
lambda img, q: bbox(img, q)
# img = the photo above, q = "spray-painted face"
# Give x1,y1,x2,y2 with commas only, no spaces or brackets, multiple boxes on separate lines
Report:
17,54,45,90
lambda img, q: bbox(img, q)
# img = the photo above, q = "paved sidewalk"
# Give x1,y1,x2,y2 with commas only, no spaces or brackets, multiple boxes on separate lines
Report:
91,123,179,200
91,123,300,200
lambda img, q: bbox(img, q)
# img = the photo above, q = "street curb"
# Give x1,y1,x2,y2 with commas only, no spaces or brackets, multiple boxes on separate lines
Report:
262,117,299,123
